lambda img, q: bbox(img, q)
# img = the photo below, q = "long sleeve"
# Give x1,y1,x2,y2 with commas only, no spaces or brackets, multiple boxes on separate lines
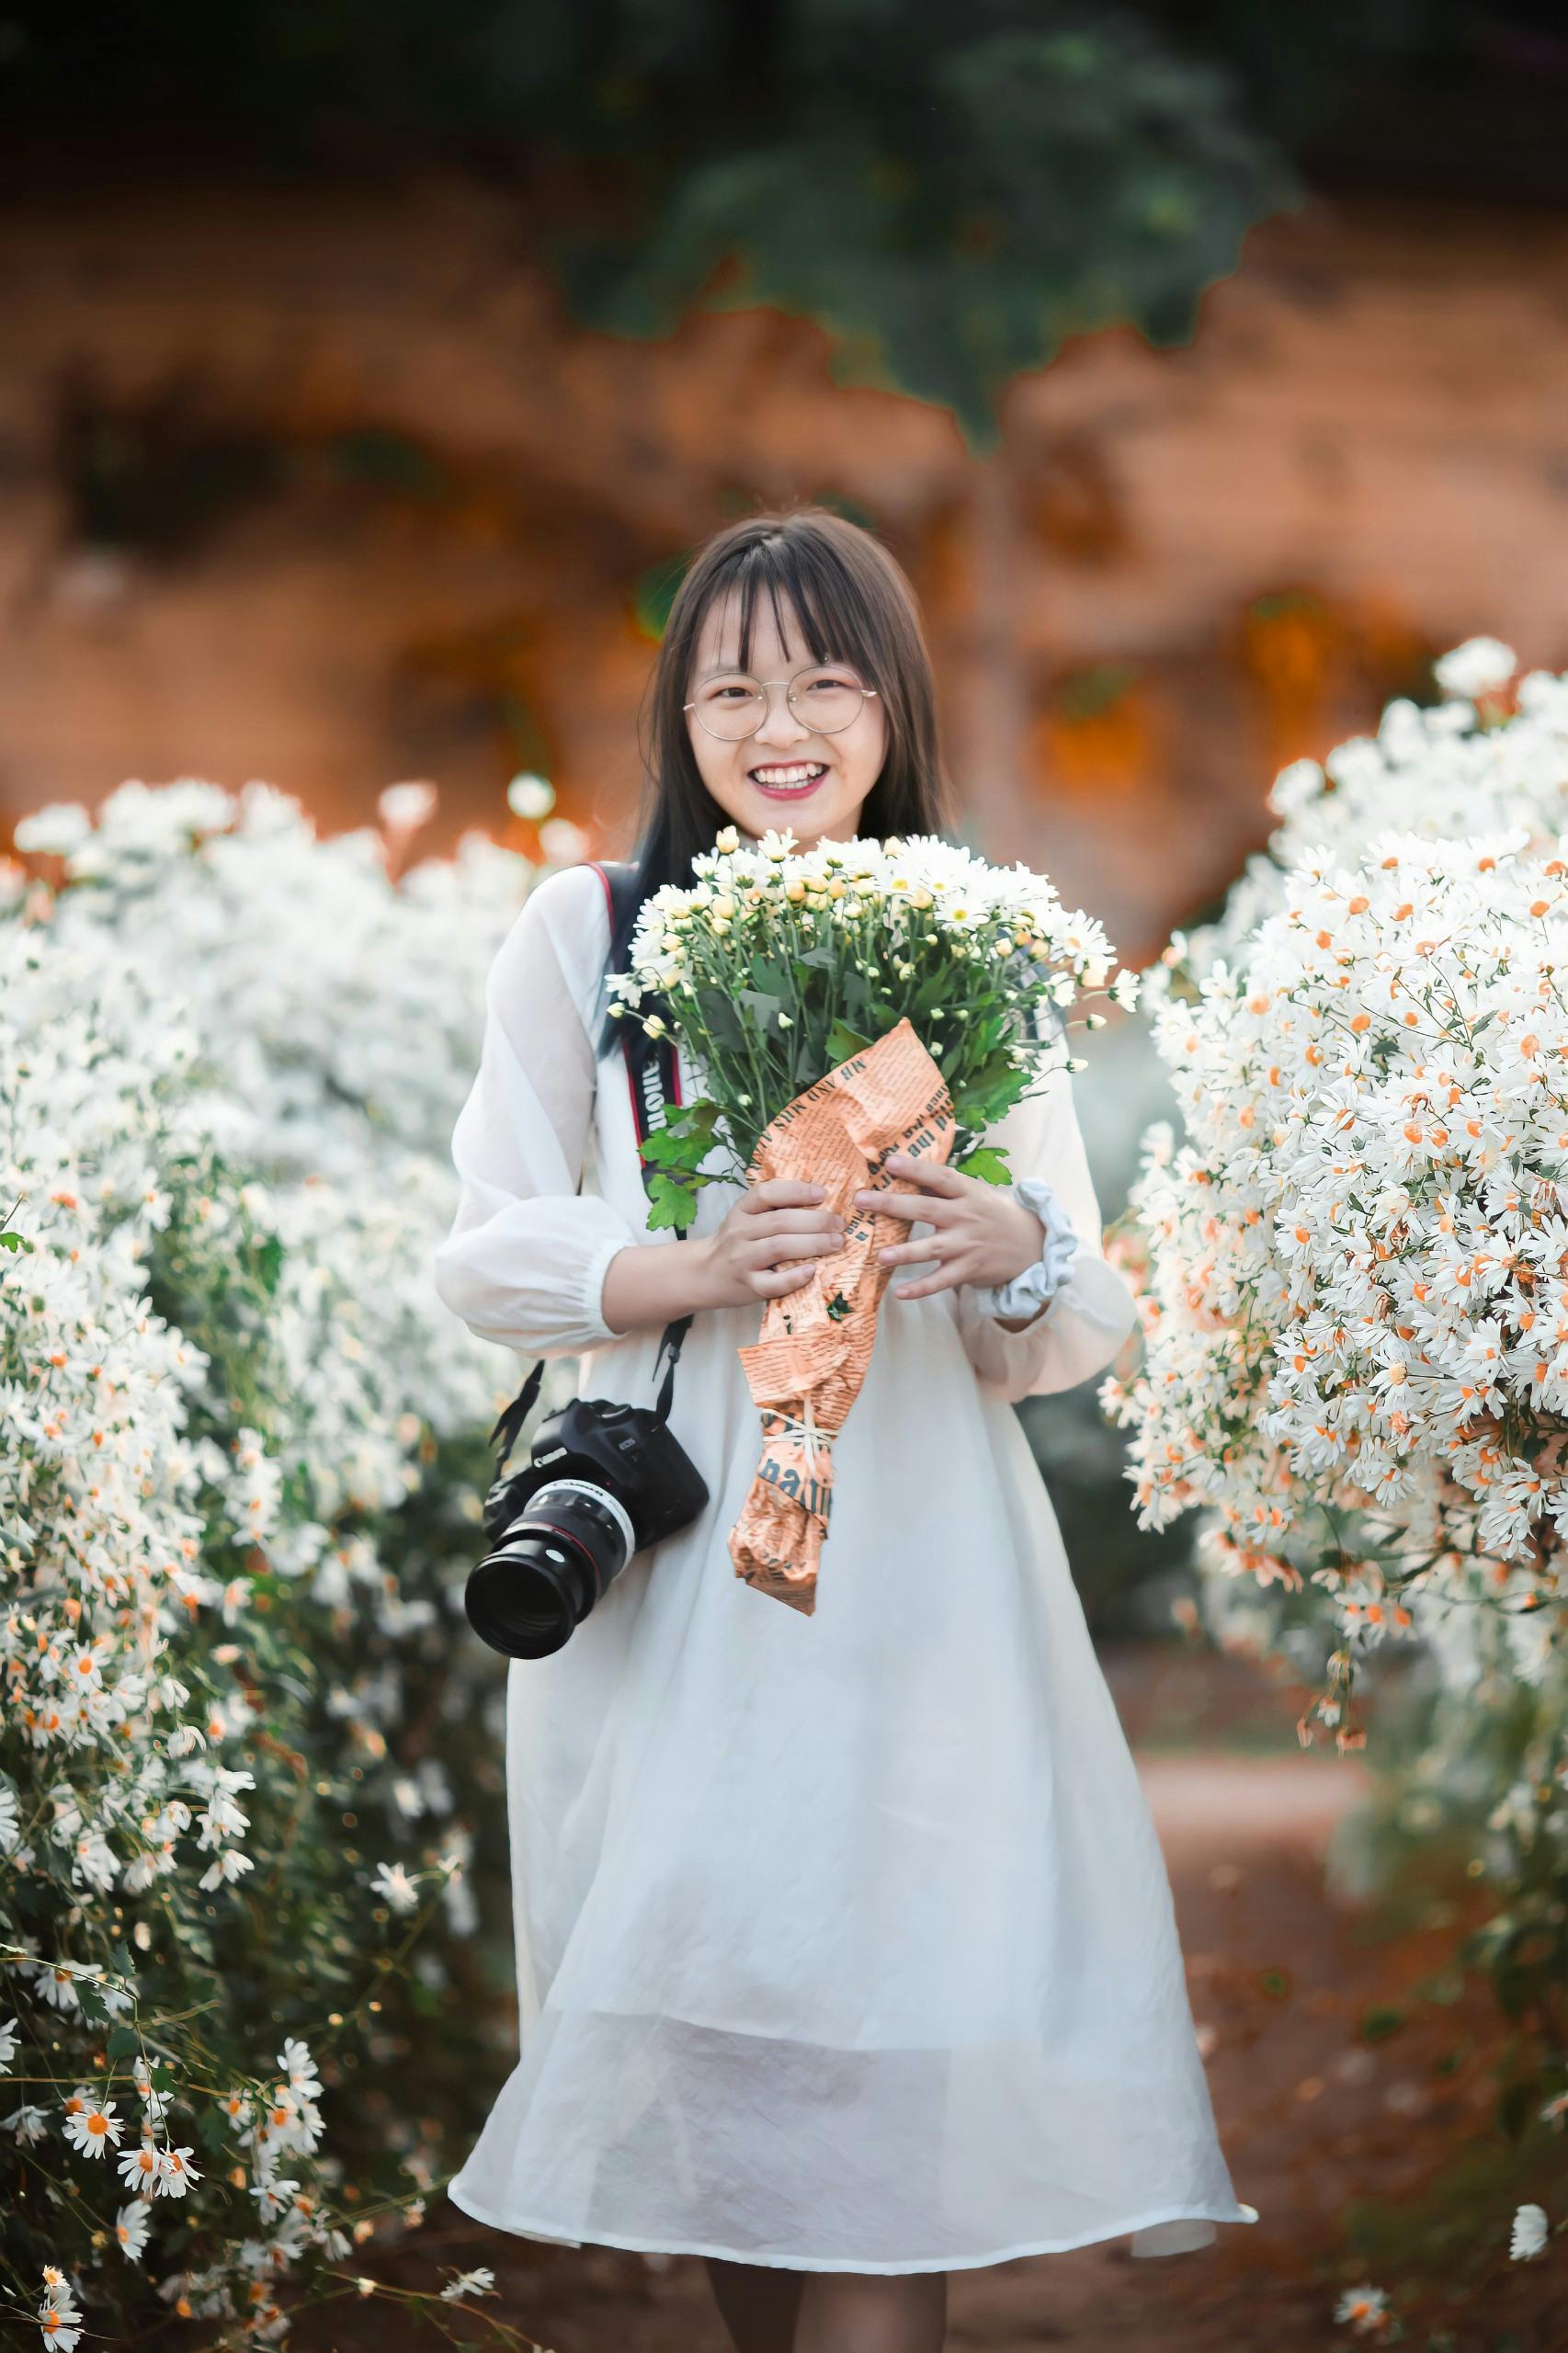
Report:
433,863,641,1358
950,1059,1138,1402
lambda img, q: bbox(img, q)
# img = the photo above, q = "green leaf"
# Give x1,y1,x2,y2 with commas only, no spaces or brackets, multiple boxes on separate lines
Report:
738,987,783,1030
826,1020,873,1065
645,1172,701,1232
256,1233,284,1295
954,1145,1012,1185
694,986,744,1047
637,1100,720,1174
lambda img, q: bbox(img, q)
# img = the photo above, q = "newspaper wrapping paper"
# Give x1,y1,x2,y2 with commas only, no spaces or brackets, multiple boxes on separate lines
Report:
729,1017,955,1613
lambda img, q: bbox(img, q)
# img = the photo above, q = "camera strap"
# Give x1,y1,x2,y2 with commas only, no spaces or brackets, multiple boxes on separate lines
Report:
485,860,692,1477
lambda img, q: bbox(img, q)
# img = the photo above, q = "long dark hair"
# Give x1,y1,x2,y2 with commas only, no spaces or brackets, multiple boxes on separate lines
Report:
596,502,954,1059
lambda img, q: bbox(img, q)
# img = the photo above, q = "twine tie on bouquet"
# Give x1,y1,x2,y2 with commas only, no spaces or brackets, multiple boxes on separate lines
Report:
768,1400,832,1481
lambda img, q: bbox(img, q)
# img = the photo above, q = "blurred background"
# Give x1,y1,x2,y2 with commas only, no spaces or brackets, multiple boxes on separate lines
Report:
5,13,1567,2341
4,2,1568,972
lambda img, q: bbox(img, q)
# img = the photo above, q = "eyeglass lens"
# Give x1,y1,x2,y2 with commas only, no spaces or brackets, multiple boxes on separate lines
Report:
689,665,869,740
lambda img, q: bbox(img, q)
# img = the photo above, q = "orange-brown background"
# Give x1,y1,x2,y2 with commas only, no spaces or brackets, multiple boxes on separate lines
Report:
6,180,1568,968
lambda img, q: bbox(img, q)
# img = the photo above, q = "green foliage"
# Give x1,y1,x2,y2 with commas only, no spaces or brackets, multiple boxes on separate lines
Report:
636,1097,722,1231
953,1144,1012,1184
571,3,1290,449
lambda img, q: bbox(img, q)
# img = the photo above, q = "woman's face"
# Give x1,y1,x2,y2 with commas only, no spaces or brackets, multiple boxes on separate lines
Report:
684,589,887,848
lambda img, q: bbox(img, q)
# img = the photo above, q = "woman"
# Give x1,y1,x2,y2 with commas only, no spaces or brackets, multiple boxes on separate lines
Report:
433,506,1256,2353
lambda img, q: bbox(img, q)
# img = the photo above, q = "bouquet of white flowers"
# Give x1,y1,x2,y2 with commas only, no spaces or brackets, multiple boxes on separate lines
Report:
609,824,1137,1231
609,824,1137,1612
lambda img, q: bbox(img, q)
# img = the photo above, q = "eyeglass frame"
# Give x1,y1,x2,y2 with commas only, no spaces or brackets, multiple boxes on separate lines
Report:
683,663,880,742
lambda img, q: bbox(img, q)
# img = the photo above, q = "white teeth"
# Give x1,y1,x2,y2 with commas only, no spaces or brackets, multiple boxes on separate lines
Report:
751,764,826,785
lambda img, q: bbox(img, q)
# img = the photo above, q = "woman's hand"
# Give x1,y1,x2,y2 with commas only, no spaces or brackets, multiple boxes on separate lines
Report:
696,1178,846,1308
855,1152,1045,1302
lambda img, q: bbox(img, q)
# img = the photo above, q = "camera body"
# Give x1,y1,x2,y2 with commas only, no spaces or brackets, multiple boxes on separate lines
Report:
466,1394,709,1659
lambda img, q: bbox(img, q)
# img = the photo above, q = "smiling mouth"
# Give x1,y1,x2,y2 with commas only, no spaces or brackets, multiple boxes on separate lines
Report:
749,763,829,796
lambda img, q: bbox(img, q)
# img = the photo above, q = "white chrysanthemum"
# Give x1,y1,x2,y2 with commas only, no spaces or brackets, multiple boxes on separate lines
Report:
62,2093,123,2157
36,2274,85,2353
117,2140,162,2198
1434,636,1517,699
441,2266,498,2301
114,2200,153,2263
369,1859,420,1914
1115,831,1568,1739
13,801,94,858
1333,2283,1390,2335
155,2144,201,2199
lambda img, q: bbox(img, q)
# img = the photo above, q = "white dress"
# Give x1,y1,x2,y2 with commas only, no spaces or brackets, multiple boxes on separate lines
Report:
433,859,1259,2274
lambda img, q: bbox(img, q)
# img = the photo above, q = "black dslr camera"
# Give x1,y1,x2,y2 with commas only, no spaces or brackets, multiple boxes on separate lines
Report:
465,1320,708,1659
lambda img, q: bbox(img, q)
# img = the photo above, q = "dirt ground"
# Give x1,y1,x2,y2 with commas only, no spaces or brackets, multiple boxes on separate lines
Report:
294,1643,1568,2353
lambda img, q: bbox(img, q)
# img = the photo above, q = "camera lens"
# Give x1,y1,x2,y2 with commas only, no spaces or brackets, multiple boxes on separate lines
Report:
463,1478,637,1658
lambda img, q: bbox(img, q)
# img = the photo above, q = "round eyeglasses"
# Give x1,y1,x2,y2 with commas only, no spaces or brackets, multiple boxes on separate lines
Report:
684,664,879,743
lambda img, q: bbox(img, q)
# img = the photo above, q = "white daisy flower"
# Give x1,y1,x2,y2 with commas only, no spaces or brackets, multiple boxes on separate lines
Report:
154,2144,200,2199
117,2139,162,2197
440,2266,497,2301
1510,2201,1549,2260
114,2200,153,2262
1433,636,1517,699
62,2093,122,2158
369,1859,421,1914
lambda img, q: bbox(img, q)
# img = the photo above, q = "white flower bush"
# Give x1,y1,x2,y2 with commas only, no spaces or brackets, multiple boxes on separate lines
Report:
1108,828,1568,1741
1114,654,1568,2294
1,783,538,2346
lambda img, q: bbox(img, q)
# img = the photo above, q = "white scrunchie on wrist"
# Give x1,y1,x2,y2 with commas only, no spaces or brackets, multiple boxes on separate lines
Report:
971,1176,1080,1324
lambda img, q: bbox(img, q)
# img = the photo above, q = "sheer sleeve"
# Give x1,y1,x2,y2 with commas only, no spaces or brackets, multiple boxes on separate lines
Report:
433,863,641,1358
950,1060,1138,1403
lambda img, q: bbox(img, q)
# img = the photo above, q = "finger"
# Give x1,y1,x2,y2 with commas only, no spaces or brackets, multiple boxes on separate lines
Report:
882,1152,967,1196
877,1237,950,1267
751,1263,817,1297
857,1189,955,1224
748,1233,841,1264
746,1206,846,1237
748,1178,827,1209
892,1267,960,1300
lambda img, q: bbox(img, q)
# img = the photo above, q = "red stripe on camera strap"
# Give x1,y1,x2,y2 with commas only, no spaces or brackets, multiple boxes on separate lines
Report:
587,860,691,1421
588,858,683,1176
